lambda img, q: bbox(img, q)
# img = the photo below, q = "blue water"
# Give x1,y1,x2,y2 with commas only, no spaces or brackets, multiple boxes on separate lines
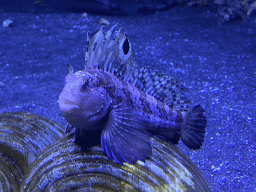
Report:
0,2,255,191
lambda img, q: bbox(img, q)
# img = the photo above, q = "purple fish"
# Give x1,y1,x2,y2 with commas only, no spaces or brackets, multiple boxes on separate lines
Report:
58,24,207,165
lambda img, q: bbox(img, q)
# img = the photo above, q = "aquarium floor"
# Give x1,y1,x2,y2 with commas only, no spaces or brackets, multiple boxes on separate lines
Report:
0,3,255,192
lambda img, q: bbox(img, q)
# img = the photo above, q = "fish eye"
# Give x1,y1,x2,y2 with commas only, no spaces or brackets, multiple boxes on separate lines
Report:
91,77,99,86
81,79,89,92
122,37,129,55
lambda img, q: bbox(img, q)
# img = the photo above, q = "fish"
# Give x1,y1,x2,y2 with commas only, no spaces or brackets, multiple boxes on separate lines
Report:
58,24,207,165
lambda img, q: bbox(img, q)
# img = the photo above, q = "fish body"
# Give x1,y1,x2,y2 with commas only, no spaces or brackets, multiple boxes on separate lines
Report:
59,24,207,164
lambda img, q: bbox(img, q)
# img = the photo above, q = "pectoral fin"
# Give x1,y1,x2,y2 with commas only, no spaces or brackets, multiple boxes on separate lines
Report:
101,104,151,165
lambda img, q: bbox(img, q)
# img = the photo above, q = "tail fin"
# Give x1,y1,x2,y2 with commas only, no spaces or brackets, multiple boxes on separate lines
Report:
181,105,207,150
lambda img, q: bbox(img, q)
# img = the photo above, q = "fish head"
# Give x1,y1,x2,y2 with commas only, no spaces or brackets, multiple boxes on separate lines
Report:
59,70,111,130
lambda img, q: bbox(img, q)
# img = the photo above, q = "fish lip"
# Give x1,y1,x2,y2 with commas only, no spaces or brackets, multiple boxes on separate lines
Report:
58,99,80,113
58,99,79,106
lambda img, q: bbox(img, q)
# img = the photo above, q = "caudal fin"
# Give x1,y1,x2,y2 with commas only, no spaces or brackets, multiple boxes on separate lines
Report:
181,105,207,150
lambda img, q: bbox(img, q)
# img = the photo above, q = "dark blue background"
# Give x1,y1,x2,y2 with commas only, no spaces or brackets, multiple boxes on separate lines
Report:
0,1,255,191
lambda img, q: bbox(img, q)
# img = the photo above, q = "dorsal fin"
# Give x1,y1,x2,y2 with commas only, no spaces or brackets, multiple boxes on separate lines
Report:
84,24,138,82
84,25,190,111
132,66,191,112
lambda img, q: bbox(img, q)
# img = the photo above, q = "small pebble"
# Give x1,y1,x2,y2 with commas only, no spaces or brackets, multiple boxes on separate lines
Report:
33,1,42,4
99,18,110,25
3,19,13,27
82,12,88,17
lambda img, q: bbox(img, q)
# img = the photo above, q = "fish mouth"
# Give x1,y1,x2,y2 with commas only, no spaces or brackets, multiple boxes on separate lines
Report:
58,99,80,114
58,99,92,129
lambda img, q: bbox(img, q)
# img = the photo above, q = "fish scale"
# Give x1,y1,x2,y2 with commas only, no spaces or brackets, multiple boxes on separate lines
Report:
95,69,175,127
58,24,207,165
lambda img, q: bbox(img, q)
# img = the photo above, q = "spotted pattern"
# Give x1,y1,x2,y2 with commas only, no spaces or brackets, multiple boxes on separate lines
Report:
92,70,183,130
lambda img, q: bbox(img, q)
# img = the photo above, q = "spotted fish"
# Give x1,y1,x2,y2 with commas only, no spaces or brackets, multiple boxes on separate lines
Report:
58,24,207,165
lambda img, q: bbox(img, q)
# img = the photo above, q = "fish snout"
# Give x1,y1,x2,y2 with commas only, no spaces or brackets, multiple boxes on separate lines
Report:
58,99,80,114
58,99,89,129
